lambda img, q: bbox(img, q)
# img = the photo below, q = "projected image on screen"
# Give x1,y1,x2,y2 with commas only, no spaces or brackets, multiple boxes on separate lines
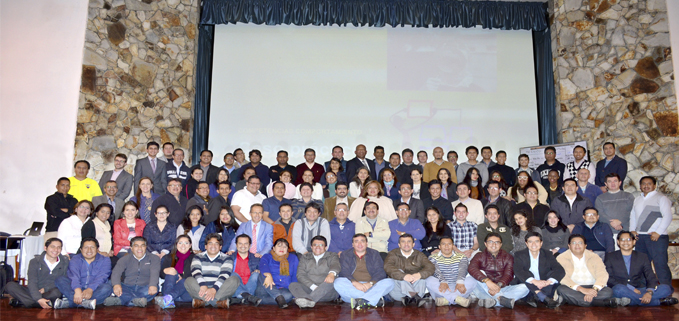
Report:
209,24,538,168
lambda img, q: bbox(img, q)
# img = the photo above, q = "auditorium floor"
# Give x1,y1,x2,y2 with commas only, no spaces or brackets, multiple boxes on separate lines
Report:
2,294,679,321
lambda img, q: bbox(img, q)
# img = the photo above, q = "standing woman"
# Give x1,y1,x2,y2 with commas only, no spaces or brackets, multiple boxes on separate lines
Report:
510,210,542,255
437,168,457,200
58,200,93,256
462,167,486,201
143,205,177,266
349,167,371,198
81,203,114,258
201,206,239,253
541,210,570,256
256,238,299,308
420,207,452,256
113,201,146,257
155,235,195,308
130,177,159,224
209,169,234,200
294,169,324,201
176,205,206,253
266,170,296,199
379,168,400,201
410,168,430,200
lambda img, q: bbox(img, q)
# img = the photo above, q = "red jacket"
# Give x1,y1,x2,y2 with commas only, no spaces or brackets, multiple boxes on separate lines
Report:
113,218,146,255
468,249,514,287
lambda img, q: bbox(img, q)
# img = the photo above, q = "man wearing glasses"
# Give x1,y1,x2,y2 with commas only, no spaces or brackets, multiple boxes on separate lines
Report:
98,153,133,200
571,207,614,261
151,178,188,225
92,181,124,225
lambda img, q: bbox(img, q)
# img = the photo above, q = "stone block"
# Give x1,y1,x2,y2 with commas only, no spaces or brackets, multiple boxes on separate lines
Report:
81,65,97,94
654,111,678,137
629,77,659,95
560,79,578,101
124,0,153,10
131,58,157,87
640,33,670,47
107,22,126,46
634,56,660,79
572,68,595,90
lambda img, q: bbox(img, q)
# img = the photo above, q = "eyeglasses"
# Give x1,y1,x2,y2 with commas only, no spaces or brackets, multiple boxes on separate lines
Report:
570,241,584,245
398,209,410,212
619,238,634,242
584,213,598,217
486,240,501,245
156,211,169,215
335,209,347,213
105,186,118,190
525,191,538,195
518,177,528,180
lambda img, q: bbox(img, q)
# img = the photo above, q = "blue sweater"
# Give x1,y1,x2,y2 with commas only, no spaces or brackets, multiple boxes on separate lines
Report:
143,222,177,254
67,253,111,291
328,218,356,253
259,253,298,289
577,183,603,205
200,222,236,252
387,219,426,251
572,221,614,253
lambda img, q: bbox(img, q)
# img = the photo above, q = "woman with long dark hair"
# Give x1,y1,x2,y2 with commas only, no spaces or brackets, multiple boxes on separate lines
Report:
113,201,146,257
349,167,371,198
506,171,548,204
437,168,457,200
176,205,205,253
510,210,542,255
541,210,570,256
200,206,239,253
156,235,195,308
420,207,452,256
462,167,486,201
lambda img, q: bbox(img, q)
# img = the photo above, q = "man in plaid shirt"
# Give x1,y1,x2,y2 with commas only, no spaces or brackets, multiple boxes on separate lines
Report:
448,203,478,259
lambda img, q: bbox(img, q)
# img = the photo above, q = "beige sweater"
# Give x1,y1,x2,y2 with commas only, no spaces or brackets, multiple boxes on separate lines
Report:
556,249,609,290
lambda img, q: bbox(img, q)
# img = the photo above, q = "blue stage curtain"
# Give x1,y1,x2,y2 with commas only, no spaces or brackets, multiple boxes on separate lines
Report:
193,0,554,155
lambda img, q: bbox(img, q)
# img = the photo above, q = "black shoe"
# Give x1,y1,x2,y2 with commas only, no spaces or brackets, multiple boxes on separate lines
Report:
376,298,385,308
660,297,679,306
544,298,559,309
275,295,289,309
498,296,515,309
603,298,619,308
246,295,262,307
9,299,22,308
332,297,344,305
524,297,538,308
400,296,411,306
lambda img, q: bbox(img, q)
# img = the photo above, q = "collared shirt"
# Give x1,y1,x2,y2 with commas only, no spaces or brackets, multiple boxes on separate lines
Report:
566,194,577,208
449,220,478,251
200,164,209,181
400,249,413,259
336,196,349,205
529,252,541,281
44,256,59,272
570,253,595,287
110,169,123,181
134,253,147,262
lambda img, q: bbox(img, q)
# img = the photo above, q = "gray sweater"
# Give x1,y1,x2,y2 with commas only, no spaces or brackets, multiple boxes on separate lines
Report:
541,226,570,252
27,252,69,301
296,251,340,288
111,251,161,287
595,190,634,233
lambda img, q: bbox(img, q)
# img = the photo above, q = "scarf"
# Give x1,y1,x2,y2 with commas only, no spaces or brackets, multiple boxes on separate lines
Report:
93,218,112,252
270,250,290,276
384,181,394,196
301,217,324,253
545,225,561,233
327,183,337,198
175,250,191,275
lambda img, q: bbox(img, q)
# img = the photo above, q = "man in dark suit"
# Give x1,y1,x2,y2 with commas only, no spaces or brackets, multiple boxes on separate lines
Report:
604,231,677,306
99,153,134,200
92,180,125,225
345,144,376,182
513,232,565,308
393,183,424,223
190,149,220,185
134,142,167,195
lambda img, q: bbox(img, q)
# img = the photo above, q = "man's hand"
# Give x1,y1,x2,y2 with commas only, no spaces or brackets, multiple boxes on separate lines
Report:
600,186,607,193
37,298,52,309
38,288,45,294
462,249,473,258
198,285,209,299
640,291,653,304
113,284,123,297
455,283,467,294
551,249,559,255
226,251,234,255
324,273,336,284
410,273,422,283
82,288,93,300
650,232,660,241
578,287,598,302
203,288,217,301
61,208,69,213
73,288,83,304
439,283,451,293
403,274,415,283
633,288,641,295
486,281,500,296
158,252,167,259
149,286,158,296
352,281,369,292
567,224,575,232
254,253,262,258
609,219,623,231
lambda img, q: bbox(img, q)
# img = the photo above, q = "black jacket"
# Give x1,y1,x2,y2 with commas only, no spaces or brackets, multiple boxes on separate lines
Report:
44,192,78,232
604,250,659,289
513,202,551,227
512,248,565,285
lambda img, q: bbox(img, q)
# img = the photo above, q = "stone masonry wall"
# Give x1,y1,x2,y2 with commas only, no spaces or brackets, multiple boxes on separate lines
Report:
75,0,198,181
551,0,678,276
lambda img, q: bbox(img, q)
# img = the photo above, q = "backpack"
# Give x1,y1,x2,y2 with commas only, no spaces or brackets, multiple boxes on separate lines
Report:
0,261,14,295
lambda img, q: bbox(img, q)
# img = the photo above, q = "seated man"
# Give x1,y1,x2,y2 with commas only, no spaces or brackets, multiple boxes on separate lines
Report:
513,232,565,308
354,201,391,256
229,234,262,306
425,237,476,307
228,204,273,257
387,203,425,251
151,178,188,225
556,234,628,307
476,205,512,254
54,237,113,309
605,231,678,306
5,238,69,308
291,202,331,255
328,203,355,255
384,234,435,307
290,236,341,308
334,234,395,309
323,182,355,221
105,236,160,307
185,233,240,308
571,207,614,260
468,232,529,309
449,204,478,259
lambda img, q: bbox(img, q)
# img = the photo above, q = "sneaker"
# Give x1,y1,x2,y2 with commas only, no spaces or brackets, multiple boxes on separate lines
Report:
103,297,121,306
454,296,470,308
132,298,147,308
498,296,515,309
615,297,631,307
435,297,450,306
156,295,176,309
350,298,371,310
245,295,262,307
375,298,385,308
295,298,315,309
154,297,163,306
80,299,96,310
54,298,70,309
478,298,496,308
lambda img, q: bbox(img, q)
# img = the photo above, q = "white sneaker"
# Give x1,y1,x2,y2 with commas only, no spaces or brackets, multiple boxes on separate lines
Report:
54,298,70,309
80,299,96,310
455,296,470,308
435,297,449,306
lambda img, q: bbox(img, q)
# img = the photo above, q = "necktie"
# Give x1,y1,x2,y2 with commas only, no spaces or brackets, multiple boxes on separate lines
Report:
151,158,156,173
250,223,257,253
361,159,369,171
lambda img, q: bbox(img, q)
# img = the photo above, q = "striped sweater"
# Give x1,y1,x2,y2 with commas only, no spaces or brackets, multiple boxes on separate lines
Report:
428,252,468,285
191,252,234,290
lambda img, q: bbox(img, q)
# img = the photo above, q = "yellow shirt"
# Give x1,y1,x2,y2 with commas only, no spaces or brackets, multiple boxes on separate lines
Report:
68,177,102,201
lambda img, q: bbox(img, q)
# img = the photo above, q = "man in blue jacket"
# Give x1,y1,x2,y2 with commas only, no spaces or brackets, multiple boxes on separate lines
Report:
571,207,614,261
54,238,112,309
333,234,394,309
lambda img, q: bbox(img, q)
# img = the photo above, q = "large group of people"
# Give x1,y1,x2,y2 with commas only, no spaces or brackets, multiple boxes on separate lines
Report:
7,142,675,311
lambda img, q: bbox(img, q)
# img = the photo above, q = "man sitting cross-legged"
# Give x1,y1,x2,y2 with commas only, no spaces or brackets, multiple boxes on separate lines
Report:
185,233,240,308
384,233,435,307
425,237,476,307
512,232,565,308
104,236,160,307
289,235,341,308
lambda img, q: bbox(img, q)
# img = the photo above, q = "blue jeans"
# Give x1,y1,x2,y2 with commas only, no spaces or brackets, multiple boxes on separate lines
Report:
254,273,293,305
232,272,260,298
55,276,112,308
635,235,671,286
163,274,192,302
472,281,529,307
612,284,674,306
333,277,395,306
118,284,156,306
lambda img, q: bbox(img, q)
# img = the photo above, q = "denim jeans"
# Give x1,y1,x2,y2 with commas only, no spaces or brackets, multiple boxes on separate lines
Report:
425,275,476,304
54,276,112,308
635,235,671,285
118,284,156,306
232,272,260,298
472,281,529,306
333,277,395,306
254,273,293,305
163,274,192,302
612,284,674,306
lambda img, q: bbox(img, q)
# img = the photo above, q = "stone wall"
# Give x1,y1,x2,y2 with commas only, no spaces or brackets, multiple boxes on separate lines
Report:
551,0,678,241
75,0,198,179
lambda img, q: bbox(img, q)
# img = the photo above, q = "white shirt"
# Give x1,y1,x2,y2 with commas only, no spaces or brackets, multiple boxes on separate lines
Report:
570,253,595,289
294,182,323,201
44,256,59,272
231,189,266,224
57,216,90,255
451,198,484,225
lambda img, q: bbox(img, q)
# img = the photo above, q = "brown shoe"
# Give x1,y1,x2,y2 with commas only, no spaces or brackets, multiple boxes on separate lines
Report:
192,299,206,308
216,299,230,309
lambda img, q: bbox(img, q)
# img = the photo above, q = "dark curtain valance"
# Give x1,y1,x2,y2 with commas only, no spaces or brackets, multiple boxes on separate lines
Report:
200,0,548,31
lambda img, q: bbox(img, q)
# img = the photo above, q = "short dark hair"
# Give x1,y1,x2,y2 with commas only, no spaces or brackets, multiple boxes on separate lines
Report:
80,237,99,249
352,233,368,242
147,141,160,149
603,142,616,149
223,152,233,159
200,149,213,157
57,177,70,185
279,203,293,211
481,146,492,153
605,172,621,181
465,146,479,155
518,153,529,160
274,238,290,248
568,234,586,245
45,238,63,248
235,234,252,245
335,181,349,190
428,179,442,189
484,232,502,243
454,203,468,212
305,202,322,213
247,175,260,183
173,148,185,156
374,146,384,152
457,181,471,190
249,149,262,158
277,150,288,157
389,152,400,159
162,142,174,148
573,145,586,153
447,150,458,158
332,146,343,153
190,167,203,175
563,178,577,185
311,235,328,247
115,153,128,161
399,233,414,242
524,231,542,242
487,180,500,188
484,204,499,215
402,148,414,156
272,181,285,190
616,230,635,241
496,150,506,158
544,146,556,154
583,207,598,216
130,236,147,247
93,203,114,218
304,148,315,155
417,150,427,157
205,233,224,247
640,176,657,185
74,160,90,169
396,202,410,210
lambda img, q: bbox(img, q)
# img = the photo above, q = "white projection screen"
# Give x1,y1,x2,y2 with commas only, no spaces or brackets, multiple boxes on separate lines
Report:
209,24,539,167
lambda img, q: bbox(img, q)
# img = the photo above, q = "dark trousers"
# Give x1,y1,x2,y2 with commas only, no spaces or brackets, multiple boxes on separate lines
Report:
557,285,613,306
4,282,61,307
635,235,671,286
525,282,558,300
